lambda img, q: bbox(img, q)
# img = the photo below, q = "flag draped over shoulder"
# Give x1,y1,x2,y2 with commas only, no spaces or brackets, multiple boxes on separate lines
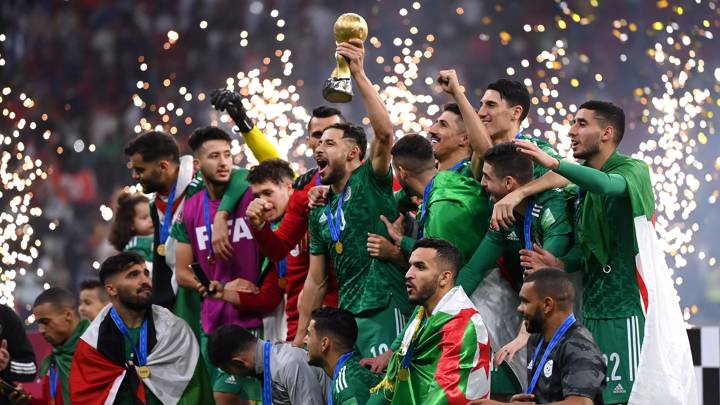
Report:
40,319,90,405
70,304,213,405
372,287,491,404
584,153,696,405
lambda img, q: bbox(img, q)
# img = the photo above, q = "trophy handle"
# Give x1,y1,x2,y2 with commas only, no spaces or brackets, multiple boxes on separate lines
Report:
333,51,352,79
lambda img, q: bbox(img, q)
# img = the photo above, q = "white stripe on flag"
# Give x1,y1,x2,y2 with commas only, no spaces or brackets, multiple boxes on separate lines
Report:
627,317,634,382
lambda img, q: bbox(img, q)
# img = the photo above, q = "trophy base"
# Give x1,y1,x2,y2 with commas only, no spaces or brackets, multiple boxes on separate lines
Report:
322,78,353,103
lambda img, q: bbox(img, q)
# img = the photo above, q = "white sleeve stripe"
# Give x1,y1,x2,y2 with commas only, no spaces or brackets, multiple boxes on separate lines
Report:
10,366,37,374
10,362,36,369
10,362,37,370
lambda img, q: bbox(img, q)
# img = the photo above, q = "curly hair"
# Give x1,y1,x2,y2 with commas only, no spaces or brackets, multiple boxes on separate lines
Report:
109,192,150,251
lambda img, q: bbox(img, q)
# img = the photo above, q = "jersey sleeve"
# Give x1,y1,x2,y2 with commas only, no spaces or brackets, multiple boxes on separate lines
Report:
185,171,206,198
538,198,573,258
362,159,393,190
235,262,284,314
457,229,505,295
251,188,310,261
170,220,191,244
285,358,326,405
241,126,280,162
559,333,607,400
556,160,628,196
1,306,37,382
218,168,249,213
308,210,327,255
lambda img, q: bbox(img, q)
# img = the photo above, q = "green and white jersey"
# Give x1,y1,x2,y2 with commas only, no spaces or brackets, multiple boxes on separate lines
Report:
457,188,573,294
309,160,411,316
331,356,383,405
124,235,154,262
399,170,490,263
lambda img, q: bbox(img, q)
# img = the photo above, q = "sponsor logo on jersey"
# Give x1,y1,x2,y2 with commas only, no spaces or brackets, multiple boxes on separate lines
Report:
543,360,553,378
613,383,626,394
194,217,253,250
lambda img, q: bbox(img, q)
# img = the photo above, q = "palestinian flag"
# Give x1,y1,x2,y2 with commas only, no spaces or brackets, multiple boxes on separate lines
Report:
70,304,213,404
582,153,697,405
372,287,491,404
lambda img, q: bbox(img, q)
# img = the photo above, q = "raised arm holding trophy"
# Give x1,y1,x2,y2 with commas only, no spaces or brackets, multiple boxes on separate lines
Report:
322,13,368,103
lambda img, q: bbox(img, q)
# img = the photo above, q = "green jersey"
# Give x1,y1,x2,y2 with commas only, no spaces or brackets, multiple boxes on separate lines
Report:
331,355,383,405
309,160,411,316
457,188,573,293
399,170,490,263
556,153,654,318
516,134,562,179
124,235,154,262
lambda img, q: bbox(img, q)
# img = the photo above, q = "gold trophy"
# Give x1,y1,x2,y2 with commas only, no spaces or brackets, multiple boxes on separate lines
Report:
322,13,368,103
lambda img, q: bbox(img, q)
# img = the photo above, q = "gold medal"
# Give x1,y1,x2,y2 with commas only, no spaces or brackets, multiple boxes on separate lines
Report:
278,277,287,289
137,365,151,379
335,241,344,254
207,255,215,264
156,244,166,256
397,368,409,381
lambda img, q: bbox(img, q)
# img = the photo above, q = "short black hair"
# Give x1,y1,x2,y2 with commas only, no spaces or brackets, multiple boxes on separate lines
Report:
311,307,358,352
391,133,435,173
247,159,294,185
487,79,531,122
33,287,77,311
308,105,346,133
80,279,110,300
325,122,367,160
442,102,462,118
80,279,103,291
188,126,232,154
483,142,534,184
207,325,258,367
99,251,146,285
412,238,463,278
523,268,575,310
578,100,626,144
124,131,180,163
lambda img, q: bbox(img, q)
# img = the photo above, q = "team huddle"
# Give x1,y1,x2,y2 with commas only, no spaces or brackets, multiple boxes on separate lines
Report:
8,38,695,405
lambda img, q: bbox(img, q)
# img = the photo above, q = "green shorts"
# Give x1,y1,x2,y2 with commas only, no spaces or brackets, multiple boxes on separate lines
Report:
200,327,263,400
585,313,645,404
354,297,411,359
490,362,522,396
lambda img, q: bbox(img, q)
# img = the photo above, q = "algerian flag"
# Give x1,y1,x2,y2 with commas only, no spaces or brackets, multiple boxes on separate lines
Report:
70,304,213,404
372,287,491,404
630,217,697,404
580,152,696,405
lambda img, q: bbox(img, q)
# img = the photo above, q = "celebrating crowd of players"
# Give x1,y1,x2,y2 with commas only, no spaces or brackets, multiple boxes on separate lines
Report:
3,37,683,405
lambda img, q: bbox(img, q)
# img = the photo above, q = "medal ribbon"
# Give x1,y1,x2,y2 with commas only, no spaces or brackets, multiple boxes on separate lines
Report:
524,200,536,251
49,364,58,400
263,341,273,405
109,307,148,367
271,221,287,279
417,176,436,239
203,189,215,260
515,132,523,140
527,313,576,394
159,181,178,246
448,158,468,172
328,352,353,405
326,188,345,243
